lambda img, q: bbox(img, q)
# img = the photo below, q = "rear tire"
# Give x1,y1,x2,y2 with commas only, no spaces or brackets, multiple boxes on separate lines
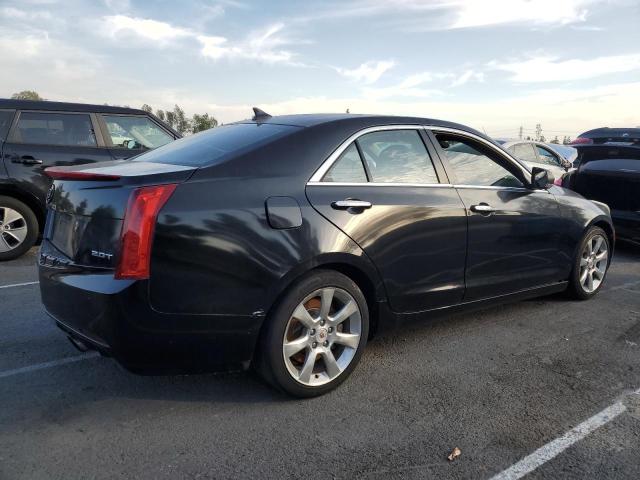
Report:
0,196,38,261
255,270,369,398
566,226,610,300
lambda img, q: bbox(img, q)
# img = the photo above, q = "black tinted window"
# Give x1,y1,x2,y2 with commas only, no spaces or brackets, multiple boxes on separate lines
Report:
0,110,15,140
436,133,524,188
323,144,367,182
133,123,298,167
14,112,96,146
357,130,438,184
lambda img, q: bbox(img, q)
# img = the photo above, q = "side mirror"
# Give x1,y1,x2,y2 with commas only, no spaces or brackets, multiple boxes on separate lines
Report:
531,167,554,189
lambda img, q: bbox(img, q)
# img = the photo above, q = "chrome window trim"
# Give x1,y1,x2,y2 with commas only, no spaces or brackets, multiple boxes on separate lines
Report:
306,181,453,188
309,124,533,185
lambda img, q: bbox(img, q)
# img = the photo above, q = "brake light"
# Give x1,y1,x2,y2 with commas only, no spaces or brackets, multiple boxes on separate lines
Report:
115,184,177,280
570,137,593,145
45,167,120,181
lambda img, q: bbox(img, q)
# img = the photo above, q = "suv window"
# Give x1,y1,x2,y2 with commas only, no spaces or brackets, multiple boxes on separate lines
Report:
0,110,16,140
323,143,367,182
13,112,96,146
436,133,524,188
535,145,560,166
357,130,438,184
133,122,299,167
510,143,537,162
102,115,173,150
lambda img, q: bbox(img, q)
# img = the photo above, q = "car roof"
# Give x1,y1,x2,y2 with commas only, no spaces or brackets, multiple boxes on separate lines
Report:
578,127,640,138
0,99,148,115
237,112,486,136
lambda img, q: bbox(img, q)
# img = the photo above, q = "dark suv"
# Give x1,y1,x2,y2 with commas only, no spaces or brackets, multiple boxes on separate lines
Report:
0,100,180,260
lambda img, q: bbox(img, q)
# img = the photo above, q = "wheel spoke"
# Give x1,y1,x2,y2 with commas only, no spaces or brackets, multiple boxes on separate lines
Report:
580,267,589,284
593,236,603,253
595,251,607,262
334,332,360,350
2,208,23,226
298,351,317,383
292,303,317,329
586,271,594,291
283,336,309,358
321,350,341,378
0,234,12,252
580,257,588,267
4,226,27,244
594,266,606,279
330,300,358,326
320,288,334,321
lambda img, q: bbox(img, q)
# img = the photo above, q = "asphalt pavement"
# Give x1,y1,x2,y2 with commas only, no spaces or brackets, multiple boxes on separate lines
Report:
1,245,639,479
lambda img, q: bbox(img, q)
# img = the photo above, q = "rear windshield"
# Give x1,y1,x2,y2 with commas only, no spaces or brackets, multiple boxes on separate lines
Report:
132,122,299,167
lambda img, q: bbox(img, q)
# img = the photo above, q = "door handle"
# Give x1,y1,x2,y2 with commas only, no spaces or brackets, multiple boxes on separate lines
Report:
331,200,372,210
470,203,495,214
10,155,43,165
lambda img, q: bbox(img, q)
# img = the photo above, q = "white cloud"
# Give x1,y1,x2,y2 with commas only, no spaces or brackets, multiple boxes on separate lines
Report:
491,53,640,82
102,15,192,44
450,70,484,87
363,72,443,99
0,6,52,21
335,60,395,84
198,23,299,65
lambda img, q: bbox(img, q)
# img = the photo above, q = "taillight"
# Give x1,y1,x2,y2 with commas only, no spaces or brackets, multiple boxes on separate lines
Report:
115,184,177,280
570,137,593,145
45,167,120,181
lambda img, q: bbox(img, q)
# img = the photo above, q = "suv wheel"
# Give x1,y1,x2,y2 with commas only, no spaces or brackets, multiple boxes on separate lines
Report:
0,196,38,261
256,270,369,397
567,226,610,300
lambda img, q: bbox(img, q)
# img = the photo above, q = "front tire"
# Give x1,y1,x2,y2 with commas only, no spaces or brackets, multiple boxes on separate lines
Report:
567,226,610,300
256,270,369,398
0,196,38,261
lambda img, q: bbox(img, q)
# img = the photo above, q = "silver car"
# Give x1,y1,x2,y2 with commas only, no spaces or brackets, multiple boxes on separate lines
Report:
496,139,575,180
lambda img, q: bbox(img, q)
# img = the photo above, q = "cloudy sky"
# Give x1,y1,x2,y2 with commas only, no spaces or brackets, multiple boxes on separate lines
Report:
1,0,639,137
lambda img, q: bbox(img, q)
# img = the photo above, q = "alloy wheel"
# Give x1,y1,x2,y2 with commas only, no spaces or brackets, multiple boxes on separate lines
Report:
0,207,28,253
282,287,362,386
579,233,608,293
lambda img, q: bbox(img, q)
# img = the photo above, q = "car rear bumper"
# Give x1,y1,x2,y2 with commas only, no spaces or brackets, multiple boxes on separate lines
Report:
611,209,640,244
38,240,264,373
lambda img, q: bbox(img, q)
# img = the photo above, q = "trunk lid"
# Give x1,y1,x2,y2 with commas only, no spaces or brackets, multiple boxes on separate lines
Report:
45,160,194,268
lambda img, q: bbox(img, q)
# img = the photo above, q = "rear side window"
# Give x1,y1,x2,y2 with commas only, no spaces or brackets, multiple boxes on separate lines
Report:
13,112,96,146
358,130,438,184
323,144,367,182
535,146,560,166
133,123,298,167
102,115,173,150
511,143,537,163
0,110,16,140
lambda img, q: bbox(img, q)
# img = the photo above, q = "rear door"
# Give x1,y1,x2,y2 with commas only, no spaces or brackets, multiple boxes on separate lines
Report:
431,130,567,301
3,111,112,204
306,126,467,313
97,114,175,160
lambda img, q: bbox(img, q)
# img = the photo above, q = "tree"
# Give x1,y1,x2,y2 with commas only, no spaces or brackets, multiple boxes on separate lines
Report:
155,109,166,121
11,90,43,100
550,136,560,144
539,134,546,143
191,113,218,133
141,104,153,113
171,104,191,135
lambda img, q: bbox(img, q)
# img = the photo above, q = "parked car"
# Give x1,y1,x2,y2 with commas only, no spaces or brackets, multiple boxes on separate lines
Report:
571,127,640,147
495,139,573,179
0,100,180,260
561,144,639,245
39,111,614,397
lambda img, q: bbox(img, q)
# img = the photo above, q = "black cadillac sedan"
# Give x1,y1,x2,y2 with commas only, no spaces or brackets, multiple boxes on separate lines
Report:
39,111,614,397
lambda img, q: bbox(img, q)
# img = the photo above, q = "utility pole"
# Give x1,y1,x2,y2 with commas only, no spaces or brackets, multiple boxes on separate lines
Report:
535,123,542,141
519,126,523,140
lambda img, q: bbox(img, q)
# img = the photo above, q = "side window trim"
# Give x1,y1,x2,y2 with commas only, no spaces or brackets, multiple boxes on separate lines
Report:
7,110,100,148
309,125,448,185
427,128,532,189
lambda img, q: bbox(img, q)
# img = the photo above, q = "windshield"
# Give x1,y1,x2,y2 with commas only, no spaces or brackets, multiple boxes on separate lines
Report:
133,122,300,167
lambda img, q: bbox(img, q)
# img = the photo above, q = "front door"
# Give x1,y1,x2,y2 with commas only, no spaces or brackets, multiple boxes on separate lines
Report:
306,127,467,313
3,111,112,204
431,131,567,301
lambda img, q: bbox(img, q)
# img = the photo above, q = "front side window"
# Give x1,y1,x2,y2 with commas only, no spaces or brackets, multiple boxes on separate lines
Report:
436,133,524,188
14,112,96,146
102,115,173,150
357,130,438,184
322,143,367,182
510,143,537,163
0,110,16,140
535,145,560,166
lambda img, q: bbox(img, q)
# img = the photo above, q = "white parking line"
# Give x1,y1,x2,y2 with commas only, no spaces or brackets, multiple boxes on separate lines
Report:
0,281,39,289
489,388,640,480
0,352,100,379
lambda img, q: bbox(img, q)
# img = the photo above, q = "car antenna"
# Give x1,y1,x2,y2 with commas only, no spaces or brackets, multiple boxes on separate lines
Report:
252,107,272,121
